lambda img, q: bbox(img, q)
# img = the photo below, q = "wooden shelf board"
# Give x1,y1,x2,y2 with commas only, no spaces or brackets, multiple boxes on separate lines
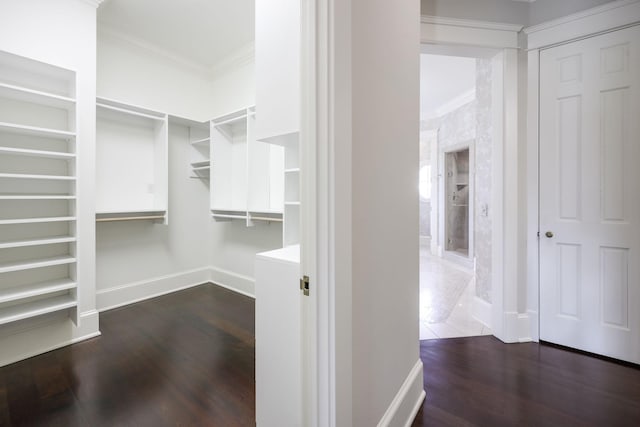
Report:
0,279,76,305
0,146,75,159
0,82,75,109
191,137,210,145
0,236,75,249
0,295,77,326
0,216,76,225
0,195,75,200
0,256,76,274
97,102,166,121
0,173,75,181
0,121,75,140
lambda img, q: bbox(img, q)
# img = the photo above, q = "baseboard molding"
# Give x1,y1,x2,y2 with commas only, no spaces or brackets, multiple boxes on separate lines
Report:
209,266,256,298
377,359,426,427
97,267,211,312
502,311,532,343
0,310,100,368
472,296,492,328
527,309,539,342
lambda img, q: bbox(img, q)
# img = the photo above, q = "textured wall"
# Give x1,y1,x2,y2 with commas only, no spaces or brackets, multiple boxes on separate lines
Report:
474,59,492,303
419,58,493,303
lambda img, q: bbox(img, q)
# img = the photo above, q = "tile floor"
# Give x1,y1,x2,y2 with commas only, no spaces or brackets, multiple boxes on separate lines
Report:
419,246,492,340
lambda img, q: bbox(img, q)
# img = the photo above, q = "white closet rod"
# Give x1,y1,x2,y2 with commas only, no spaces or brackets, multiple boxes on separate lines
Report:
96,215,165,222
251,216,284,222
96,103,166,121
214,114,247,127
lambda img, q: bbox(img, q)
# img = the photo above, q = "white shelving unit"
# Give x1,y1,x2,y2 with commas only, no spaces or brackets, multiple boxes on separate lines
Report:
210,107,284,227
0,49,79,326
96,97,169,223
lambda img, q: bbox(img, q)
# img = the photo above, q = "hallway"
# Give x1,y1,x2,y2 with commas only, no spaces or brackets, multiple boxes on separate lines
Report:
420,245,491,339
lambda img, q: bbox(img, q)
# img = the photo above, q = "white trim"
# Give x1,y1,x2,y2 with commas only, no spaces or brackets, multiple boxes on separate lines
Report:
421,16,524,33
525,49,540,342
209,43,255,80
78,0,104,7
97,24,210,77
525,0,640,49
472,296,492,328
97,267,210,311
0,310,100,368
209,266,256,298
421,15,522,49
377,360,425,427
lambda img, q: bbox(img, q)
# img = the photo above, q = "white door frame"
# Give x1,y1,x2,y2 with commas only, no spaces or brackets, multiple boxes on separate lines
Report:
524,0,640,343
421,16,523,342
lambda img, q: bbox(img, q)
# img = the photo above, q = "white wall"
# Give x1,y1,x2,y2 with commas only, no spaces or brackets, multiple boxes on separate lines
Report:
96,36,282,303
528,0,616,25
97,31,212,120
421,0,528,24
339,0,423,425
0,0,99,365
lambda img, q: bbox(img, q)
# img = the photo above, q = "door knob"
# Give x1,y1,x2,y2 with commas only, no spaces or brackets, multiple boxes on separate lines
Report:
545,231,554,238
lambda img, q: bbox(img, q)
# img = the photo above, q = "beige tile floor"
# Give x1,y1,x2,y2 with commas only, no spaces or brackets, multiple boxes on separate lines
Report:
419,247,492,340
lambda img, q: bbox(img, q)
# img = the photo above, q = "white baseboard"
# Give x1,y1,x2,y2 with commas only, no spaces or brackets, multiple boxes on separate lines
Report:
377,359,426,427
209,266,256,298
527,309,539,342
97,267,211,312
0,310,100,368
472,296,492,328
502,311,532,343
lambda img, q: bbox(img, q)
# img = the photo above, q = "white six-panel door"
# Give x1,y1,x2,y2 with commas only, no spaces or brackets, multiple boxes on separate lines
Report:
539,25,640,364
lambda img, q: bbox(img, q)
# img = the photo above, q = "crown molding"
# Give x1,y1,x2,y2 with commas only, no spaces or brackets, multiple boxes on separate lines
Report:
208,42,255,80
77,0,105,7
97,23,211,77
420,16,524,33
524,0,639,35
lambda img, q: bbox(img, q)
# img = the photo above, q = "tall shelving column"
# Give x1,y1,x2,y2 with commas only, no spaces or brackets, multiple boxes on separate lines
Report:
0,50,79,326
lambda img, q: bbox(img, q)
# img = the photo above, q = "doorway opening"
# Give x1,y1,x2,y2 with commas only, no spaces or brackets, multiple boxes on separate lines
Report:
419,47,498,340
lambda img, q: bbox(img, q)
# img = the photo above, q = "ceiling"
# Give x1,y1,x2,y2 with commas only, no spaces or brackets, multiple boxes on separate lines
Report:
98,0,255,70
420,54,476,119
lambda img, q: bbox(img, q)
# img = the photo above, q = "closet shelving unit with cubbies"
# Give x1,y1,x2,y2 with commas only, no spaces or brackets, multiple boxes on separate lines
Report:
95,97,169,223
210,106,284,227
0,50,80,326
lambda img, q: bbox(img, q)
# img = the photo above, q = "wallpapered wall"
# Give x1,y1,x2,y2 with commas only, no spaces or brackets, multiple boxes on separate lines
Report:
419,58,493,303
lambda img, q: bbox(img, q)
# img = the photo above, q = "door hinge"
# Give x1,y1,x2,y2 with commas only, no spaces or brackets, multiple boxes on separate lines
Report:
300,275,310,296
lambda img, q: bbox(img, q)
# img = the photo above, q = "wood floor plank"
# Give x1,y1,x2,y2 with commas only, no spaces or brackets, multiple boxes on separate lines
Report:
412,336,640,427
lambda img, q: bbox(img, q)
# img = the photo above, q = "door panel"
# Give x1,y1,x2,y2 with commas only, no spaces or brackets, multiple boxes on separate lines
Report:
540,25,640,364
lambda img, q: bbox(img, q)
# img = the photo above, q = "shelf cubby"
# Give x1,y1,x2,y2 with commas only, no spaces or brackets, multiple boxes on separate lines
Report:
0,49,79,326
96,97,168,223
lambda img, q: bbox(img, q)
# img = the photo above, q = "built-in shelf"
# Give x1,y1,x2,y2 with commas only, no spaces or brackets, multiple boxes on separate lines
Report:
0,121,76,140
0,194,75,200
0,295,77,326
0,256,76,274
213,113,248,128
191,160,210,168
96,210,166,223
0,82,75,110
0,49,80,328
0,279,76,305
0,146,75,159
0,173,75,181
0,236,76,249
452,204,468,207
96,101,166,121
0,216,76,225
284,168,300,173
284,201,300,206
191,137,210,145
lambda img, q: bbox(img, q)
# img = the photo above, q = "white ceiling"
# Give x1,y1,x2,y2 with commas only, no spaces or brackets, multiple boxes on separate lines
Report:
98,0,255,69
420,54,476,119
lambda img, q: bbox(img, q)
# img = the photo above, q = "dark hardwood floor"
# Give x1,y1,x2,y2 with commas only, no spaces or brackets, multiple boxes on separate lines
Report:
2,286,640,426
0,284,255,427
412,336,640,427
